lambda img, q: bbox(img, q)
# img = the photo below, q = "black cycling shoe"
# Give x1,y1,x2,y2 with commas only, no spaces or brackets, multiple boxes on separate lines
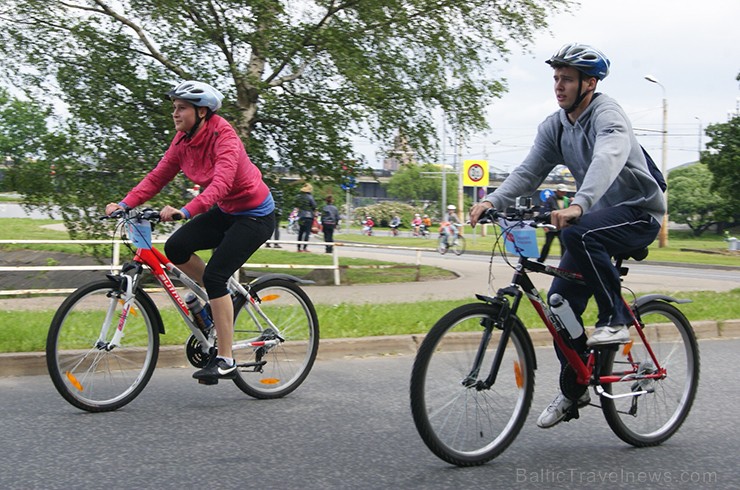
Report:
193,357,237,384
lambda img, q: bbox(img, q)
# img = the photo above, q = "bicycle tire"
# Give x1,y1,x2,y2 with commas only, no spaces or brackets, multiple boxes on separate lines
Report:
600,300,700,446
46,279,161,412
452,236,466,256
437,236,448,255
410,303,535,466
232,279,319,399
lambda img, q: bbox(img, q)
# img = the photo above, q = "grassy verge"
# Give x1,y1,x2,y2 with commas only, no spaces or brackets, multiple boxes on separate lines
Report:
2,288,738,353
1,218,738,267
335,227,740,267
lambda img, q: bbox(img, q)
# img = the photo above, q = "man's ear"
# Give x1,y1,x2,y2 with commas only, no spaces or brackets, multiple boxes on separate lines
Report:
586,77,598,91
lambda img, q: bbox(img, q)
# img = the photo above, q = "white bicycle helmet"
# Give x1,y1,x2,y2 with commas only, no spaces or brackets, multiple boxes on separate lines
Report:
546,43,610,81
167,81,224,111
447,205,456,210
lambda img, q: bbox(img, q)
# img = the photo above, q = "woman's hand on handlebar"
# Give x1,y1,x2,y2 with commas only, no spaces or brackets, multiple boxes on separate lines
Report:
159,205,183,222
105,202,125,217
469,201,494,227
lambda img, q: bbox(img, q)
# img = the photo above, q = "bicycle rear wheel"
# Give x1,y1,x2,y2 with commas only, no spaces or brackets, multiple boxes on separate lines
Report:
46,279,160,412
600,300,699,446
410,303,535,466
232,279,319,399
451,236,466,256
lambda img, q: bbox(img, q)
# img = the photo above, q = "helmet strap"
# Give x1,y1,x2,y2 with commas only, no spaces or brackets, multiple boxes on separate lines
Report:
185,105,205,139
565,71,595,115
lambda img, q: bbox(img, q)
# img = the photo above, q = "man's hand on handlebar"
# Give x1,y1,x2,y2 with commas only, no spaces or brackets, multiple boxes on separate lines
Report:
550,204,582,230
469,201,494,228
159,205,183,222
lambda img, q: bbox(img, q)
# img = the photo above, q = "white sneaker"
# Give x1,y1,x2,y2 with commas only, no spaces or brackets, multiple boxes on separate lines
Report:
587,325,630,346
536,391,591,429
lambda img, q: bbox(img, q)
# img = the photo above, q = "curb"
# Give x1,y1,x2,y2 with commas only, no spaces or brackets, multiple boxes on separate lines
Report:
3,320,739,378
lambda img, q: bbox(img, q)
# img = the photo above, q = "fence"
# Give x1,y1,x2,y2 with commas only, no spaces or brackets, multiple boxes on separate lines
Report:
0,238,431,295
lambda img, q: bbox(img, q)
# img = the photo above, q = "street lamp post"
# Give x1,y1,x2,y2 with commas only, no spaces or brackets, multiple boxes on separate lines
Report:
645,75,669,248
694,116,702,161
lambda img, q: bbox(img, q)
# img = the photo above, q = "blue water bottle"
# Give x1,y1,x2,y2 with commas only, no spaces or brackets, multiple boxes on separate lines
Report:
185,293,213,334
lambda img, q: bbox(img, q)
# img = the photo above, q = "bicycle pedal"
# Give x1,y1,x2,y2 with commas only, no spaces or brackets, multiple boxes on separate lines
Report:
198,378,219,386
563,405,580,422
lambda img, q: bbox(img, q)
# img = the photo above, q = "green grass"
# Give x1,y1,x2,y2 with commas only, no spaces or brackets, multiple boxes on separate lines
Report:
334,227,740,267
1,218,738,267
0,218,738,353
2,288,738,353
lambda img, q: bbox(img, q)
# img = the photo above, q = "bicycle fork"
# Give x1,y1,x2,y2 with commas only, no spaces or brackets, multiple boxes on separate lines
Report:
96,273,136,351
463,293,518,391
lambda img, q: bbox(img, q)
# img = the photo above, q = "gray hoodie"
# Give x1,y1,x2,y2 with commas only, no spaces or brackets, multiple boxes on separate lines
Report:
484,93,666,223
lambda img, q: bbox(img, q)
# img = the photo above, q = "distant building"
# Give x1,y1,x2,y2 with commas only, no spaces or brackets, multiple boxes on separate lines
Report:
383,132,416,171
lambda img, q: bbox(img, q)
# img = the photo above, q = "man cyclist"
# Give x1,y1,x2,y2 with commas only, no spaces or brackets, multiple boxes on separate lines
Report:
469,43,665,428
106,80,275,384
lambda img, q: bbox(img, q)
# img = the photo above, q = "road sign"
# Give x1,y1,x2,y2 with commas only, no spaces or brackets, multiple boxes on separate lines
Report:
340,176,356,191
540,189,554,202
463,160,489,187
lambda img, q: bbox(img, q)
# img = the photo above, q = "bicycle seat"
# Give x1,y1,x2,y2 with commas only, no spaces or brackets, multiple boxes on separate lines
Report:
614,247,649,262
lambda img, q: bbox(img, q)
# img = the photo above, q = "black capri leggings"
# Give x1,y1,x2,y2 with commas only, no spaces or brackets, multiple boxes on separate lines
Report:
165,208,275,299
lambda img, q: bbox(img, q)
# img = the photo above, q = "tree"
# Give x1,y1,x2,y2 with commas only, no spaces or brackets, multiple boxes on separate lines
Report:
702,115,740,231
0,88,50,159
385,162,458,205
667,164,734,236
0,0,571,236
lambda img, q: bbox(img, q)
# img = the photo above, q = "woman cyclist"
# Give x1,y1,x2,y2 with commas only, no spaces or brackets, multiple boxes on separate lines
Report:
105,80,275,384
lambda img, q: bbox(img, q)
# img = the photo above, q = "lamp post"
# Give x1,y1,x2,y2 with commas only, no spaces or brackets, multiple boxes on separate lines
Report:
694,116,702,162
645,75,668,248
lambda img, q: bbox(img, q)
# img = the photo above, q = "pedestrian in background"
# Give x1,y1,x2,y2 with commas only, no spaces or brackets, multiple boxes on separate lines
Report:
538,183,570,262
321,195,340,253
266,186,283,248
296,183,316,252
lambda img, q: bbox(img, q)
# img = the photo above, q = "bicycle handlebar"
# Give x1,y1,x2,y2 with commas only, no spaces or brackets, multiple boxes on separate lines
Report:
478,206,552,228
101,208,184,222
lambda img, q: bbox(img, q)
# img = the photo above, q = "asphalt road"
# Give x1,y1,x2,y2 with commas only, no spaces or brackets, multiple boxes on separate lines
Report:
2,338,737,489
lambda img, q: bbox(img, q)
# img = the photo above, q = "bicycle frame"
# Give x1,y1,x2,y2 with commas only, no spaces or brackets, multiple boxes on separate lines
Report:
480,254,666,397
110,222,285,358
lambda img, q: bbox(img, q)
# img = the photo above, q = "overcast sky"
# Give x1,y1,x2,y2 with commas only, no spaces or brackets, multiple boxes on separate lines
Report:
359,0,740,173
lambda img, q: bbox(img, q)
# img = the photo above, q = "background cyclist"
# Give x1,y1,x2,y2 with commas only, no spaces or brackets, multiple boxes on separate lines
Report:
469,43,665,428
105,80,275,384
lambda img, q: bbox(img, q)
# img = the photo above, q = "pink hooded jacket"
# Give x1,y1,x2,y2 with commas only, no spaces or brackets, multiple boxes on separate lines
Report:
122,115,269,217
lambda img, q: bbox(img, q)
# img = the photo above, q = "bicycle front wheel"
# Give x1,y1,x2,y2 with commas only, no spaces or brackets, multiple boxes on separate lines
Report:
410,303,535,466
451,236,466,256
232,279,319,399
46,279,160,412
437,236,448,254
600,300,700,446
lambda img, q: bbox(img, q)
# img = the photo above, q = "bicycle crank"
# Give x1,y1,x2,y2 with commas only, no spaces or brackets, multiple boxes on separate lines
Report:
185,335,212,368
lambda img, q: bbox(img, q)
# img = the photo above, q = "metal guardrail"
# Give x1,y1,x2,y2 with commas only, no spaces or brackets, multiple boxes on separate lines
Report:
0,238,431,294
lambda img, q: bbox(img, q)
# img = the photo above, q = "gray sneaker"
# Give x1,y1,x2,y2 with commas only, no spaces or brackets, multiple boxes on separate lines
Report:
587,325,630,346
536,391,591,429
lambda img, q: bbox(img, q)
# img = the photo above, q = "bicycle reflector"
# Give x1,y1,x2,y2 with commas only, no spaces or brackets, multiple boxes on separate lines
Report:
66,371,84,392
127,219,152,248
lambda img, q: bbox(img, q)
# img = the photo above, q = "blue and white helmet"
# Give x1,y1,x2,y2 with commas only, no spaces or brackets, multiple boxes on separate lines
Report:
546,43,610,81
167,81,224,111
